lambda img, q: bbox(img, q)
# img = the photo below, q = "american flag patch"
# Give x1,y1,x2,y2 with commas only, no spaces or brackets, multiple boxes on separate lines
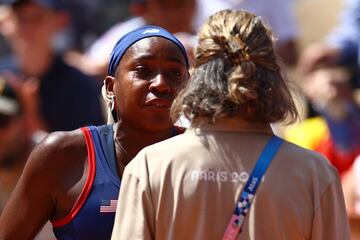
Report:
100,199,118,213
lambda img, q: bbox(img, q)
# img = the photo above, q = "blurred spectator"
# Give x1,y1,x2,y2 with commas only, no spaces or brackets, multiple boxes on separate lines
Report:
0,0,104,132
285,67,360,175
298,0,360,117
0,76,30,213
0,6,11,59
0,77,55,239
293,0,360,225
67,0,231,77
218,0,299,66
298,0,360,88
61,0,131,52
290,0,360,176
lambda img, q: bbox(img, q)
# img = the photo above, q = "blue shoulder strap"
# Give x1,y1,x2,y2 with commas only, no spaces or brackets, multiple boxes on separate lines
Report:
94,125,117,177
242,135,283,195
222,135,283,240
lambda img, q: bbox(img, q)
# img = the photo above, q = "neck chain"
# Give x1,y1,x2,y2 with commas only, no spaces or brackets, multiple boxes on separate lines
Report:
114,136,131,160
114,136,132,168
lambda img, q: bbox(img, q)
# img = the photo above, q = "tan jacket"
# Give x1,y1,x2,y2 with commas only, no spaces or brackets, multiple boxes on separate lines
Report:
112,117,350,240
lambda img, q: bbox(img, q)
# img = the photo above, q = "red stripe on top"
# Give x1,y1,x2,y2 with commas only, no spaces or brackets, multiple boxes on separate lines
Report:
52,127,96,228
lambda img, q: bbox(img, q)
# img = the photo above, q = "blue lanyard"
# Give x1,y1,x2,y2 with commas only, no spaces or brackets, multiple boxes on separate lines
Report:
222,135,283,240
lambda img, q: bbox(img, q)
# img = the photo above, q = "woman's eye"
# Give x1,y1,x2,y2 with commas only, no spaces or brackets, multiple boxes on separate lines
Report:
168,70,182,78
134,67,151,78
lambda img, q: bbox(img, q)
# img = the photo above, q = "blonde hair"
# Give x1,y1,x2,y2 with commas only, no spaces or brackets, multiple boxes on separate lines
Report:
171,9,299,125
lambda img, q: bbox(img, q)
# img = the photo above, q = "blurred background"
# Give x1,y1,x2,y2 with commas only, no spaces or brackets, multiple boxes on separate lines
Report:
0,0,359,239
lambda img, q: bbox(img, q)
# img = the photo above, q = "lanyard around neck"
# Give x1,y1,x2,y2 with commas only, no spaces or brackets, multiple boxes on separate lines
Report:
222,135,283,240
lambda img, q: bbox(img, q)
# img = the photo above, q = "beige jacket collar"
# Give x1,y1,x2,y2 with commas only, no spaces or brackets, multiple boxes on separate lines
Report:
187,116,273,134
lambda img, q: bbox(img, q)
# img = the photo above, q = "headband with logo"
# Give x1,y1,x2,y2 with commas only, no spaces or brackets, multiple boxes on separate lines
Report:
107,25,189,77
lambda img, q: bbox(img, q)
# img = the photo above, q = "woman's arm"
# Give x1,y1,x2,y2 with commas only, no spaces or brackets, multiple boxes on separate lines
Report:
0,130,86,240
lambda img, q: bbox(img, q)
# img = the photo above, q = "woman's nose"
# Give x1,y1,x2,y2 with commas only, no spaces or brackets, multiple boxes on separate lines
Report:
149,73,171,94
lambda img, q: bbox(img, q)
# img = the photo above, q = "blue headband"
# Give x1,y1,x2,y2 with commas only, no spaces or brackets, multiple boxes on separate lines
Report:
107,25,190,77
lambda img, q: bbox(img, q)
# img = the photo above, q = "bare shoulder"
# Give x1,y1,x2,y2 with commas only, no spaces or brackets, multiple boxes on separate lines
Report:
25,129,86,174
0,129,89,239
37,129,86,158
20,128,90,217
19,128,89,198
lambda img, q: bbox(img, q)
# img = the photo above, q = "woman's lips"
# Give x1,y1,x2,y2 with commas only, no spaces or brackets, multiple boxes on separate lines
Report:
144,98,172,108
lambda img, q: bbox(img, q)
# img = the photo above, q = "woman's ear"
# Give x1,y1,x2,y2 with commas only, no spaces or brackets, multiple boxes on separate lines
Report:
102,76,116,124
104,76,115,100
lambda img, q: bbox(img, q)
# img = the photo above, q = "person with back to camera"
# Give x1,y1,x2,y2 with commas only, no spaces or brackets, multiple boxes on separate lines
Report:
111,10,351,240
0,25,189,240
